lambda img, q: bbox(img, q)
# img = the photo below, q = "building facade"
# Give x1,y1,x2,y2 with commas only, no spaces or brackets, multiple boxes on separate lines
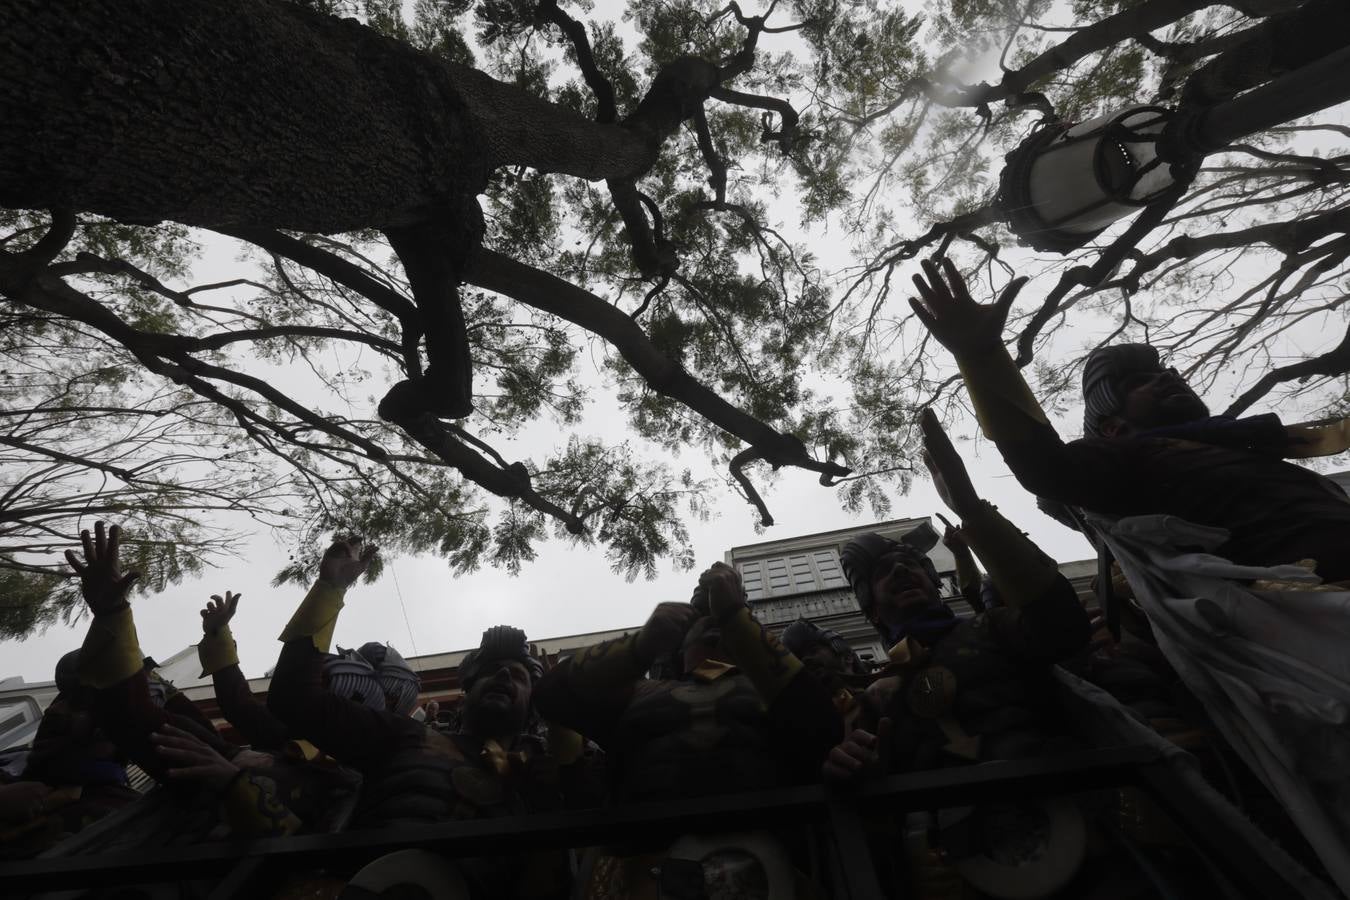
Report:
725,516,1096,666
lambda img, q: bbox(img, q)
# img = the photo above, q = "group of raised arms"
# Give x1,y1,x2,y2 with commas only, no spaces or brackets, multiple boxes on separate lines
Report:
3,262,1349,899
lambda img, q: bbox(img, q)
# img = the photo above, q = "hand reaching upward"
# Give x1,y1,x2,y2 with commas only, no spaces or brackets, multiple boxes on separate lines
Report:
317,538,378,591
201,591,240,635
920,409,982,519
909,257,1026,361
64,521,140,615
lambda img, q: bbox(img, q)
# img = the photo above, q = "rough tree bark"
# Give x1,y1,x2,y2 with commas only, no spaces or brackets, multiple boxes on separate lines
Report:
0,0,653,233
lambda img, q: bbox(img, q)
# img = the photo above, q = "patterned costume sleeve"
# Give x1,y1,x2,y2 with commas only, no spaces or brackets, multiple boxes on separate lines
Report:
267,637,414,768
960,500,1092,662
532,634,646,746
950,542,985,613
958,348,1141,512
211,661,289,751
715,607,801,704
717,605,843,778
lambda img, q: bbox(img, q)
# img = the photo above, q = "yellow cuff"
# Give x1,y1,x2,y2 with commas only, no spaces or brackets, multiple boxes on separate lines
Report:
718,607,801,703
548,725,584,765
961,501,1060,610
78,606,144,690
278,581,346,653
197,625,239,677
957,350,1050,444
282,739,323,763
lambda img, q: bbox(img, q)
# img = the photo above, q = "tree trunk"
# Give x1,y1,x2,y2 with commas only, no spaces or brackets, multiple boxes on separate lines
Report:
0,0,652,233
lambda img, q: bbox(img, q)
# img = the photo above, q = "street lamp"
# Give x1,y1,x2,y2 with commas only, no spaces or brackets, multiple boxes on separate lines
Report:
996,37,1350,255
996,106,1176,254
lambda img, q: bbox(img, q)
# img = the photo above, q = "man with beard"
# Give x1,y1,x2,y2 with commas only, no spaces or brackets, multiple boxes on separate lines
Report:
908,258,1350,582
828,410,1091,778
267,541,580,897
534,562,842,898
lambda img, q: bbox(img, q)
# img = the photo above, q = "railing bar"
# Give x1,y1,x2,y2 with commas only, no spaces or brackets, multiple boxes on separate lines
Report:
0,745,1169,892
825,798,889,900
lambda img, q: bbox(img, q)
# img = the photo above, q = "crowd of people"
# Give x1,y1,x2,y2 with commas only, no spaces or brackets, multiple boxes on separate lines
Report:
2,263,1349,898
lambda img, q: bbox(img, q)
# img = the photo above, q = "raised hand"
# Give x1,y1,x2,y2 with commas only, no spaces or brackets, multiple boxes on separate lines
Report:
823,718,893,785
150,723,240,790
936,512,970,555
920,409,982,519
697,561,746,619
317,538,378,590
909,257,1026,360
201,591,240,635
634,602,701,664
64,521,140,615
529,642,557,674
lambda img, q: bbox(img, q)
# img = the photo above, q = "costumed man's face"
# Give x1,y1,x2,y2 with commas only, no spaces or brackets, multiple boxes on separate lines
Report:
868,550,939,628
681,616,727,673
462,659,532,737
801,644,845,678
1106,367,1209,435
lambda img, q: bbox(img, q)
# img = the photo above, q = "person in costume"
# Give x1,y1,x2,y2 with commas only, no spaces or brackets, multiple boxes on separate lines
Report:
266,539,585,898
779,618,872,728
827,410,1091,779
908,257,1350,582
61,522,307,839
534,562,842,899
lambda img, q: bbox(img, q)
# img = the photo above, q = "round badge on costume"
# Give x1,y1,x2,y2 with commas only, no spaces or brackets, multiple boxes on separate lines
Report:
906,664,957,719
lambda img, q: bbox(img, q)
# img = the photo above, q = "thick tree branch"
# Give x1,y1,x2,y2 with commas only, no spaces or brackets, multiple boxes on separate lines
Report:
709,87,798,153
216,225,425,377
1225,316,1350,416
729,447,774,526
464,249,849,505
378,408,585,533
1015,181,1192,366
537,0,617,124
384,219,479,418
954,0,1211,109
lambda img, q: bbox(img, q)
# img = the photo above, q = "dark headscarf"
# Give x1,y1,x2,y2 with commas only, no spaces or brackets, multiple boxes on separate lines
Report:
780,618,868,676
839,531,941,618
54,649,82,695
1082,343,1162,437
457,626,544,690
357,642,422,716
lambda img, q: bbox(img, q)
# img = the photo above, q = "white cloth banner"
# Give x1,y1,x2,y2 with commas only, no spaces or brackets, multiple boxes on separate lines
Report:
1090,513,1350,895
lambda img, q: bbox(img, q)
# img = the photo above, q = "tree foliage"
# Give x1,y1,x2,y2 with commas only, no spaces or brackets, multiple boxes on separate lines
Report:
2,0,1347,637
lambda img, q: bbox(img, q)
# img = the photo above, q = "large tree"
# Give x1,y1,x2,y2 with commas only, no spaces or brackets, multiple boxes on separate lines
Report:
0,0,861,632
820,0,1350,462
3,0,1348,635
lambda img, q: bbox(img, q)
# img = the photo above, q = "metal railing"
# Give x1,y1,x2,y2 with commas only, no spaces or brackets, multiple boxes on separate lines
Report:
0,744,1316,899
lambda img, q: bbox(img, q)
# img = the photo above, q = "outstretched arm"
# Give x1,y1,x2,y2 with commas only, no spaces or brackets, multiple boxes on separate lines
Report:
921,411,1091,662
64,522,232,786
703,563,844,780
939,514,985,614
198,591,289,751
266,540,416,767
910,259,1135,510
533,602,698,744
